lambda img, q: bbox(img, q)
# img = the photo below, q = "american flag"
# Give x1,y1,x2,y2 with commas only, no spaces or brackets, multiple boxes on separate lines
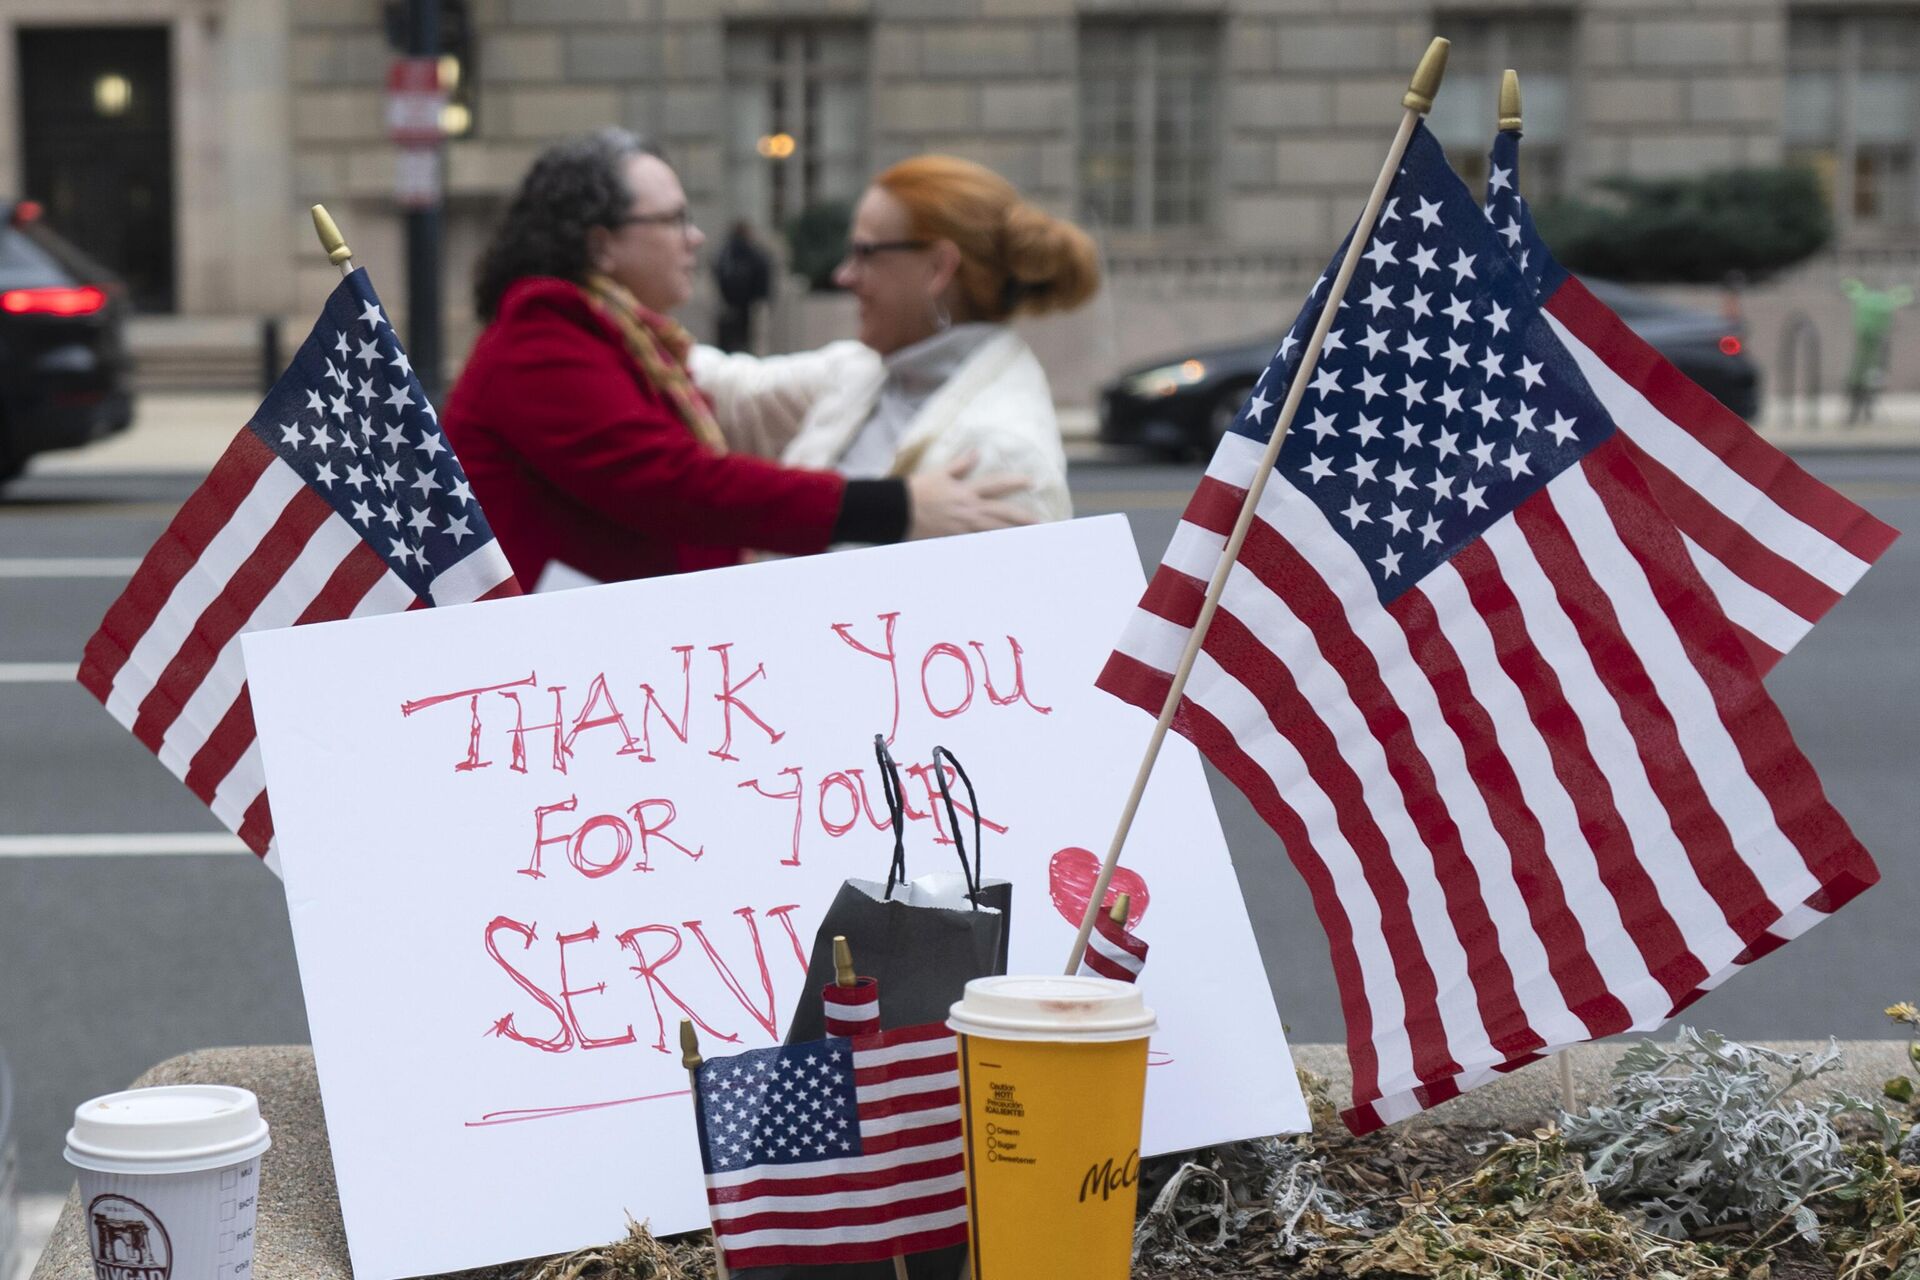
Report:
1097,122,1880,1133
694,1023,969,1268
77,270,518,867
1488,123,1898,983
1485,127,1897,673
823,976,881,1037
1077,911,1148,983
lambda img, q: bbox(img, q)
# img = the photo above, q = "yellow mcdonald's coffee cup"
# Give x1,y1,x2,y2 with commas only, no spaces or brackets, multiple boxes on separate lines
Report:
947,974,1157,1279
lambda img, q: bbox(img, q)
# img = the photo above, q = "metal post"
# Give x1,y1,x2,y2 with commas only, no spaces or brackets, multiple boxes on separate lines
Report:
406,0,444,406
260,316,282,395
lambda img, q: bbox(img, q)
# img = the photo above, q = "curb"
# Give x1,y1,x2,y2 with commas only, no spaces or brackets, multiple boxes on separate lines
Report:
16,392,1920,480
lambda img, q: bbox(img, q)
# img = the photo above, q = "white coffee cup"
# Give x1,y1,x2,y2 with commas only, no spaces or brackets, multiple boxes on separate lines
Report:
64,1085,270,1280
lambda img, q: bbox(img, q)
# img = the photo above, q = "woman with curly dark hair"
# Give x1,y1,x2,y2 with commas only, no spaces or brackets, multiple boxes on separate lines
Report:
443,128,1030,589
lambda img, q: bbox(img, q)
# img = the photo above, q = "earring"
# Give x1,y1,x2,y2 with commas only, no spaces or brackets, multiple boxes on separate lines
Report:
932,298,951,333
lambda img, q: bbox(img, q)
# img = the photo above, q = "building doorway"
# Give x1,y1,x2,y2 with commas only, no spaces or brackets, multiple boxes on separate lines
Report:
18,26,176,312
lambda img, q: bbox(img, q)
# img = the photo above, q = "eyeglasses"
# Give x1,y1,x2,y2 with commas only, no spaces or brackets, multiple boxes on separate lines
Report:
842,239,931,262
615,207,692,233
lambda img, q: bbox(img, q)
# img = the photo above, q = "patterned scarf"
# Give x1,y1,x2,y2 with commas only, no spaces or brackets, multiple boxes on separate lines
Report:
579,272,726,453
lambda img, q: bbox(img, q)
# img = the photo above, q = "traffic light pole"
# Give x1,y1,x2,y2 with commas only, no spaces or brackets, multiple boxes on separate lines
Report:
406,0,444,407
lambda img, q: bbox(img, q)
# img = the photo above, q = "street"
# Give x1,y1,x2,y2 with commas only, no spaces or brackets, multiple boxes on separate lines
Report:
2,451,1916,1197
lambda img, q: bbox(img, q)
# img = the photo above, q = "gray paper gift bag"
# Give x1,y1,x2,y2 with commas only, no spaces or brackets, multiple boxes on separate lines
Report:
784,737,1012,1044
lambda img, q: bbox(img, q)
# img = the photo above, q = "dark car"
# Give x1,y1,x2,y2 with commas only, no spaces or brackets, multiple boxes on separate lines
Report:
0,199,134,484
1099,277,1759,457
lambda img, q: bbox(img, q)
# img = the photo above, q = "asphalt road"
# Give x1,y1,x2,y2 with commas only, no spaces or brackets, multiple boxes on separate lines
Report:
2,454,1916,1194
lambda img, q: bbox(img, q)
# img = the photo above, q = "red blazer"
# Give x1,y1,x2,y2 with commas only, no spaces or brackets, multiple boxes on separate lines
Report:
442,276,846,587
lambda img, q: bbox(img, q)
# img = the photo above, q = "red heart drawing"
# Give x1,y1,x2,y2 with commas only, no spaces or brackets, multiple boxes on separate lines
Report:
1048,847,1149,931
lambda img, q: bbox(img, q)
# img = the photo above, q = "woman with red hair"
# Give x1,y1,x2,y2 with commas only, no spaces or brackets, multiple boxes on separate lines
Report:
694,154,1101,530
442,132,1033,590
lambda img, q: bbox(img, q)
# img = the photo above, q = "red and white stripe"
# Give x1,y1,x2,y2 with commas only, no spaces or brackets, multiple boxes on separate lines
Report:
77,428,518,868
1545,277,1897,673
823,977,880,1037
1098,431,1877,1132
1077,913,1149,983
1545,276,1895,966
705,1024,968,1268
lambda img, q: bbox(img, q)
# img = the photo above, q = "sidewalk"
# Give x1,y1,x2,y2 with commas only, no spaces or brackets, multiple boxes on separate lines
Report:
26,393,258,477
19,390,1920,481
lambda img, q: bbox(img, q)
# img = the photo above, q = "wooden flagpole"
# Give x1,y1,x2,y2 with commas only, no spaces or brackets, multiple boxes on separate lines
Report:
310,204,356,278
1065,37,1452,975
680,1020,734,1280
1499,66,1577,1116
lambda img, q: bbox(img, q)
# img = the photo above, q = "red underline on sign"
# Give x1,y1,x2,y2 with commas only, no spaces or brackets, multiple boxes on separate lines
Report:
464,1087,692,1128
468,1056,1171,1128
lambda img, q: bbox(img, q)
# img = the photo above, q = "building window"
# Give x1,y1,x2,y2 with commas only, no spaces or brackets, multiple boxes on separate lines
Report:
1078,19,1219,235
1787,11,1920,233
725,24,868,238
1427,14,1574,204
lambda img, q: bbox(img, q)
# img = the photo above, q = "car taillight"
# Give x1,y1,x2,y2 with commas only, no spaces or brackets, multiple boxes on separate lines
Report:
0,285,107,316
1718,335,1743,357
9,200,41,227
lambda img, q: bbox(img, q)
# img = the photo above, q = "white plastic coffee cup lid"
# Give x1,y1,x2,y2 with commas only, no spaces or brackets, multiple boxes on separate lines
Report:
65,1085,271,1176
948,974,1157,1043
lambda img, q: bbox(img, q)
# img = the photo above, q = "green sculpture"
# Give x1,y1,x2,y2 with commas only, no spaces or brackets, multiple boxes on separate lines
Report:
1842,278,1915,424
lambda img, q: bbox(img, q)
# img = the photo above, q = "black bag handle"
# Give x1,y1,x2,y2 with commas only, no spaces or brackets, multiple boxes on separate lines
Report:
875,735,984,908
876,733,911,900
932,746,984,910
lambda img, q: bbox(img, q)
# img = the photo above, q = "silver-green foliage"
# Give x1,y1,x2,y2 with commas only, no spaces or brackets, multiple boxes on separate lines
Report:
1561,1027,1890,1241
1131,1138,1371,1267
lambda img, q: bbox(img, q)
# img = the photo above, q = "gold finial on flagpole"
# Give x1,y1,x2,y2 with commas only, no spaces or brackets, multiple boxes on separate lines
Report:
1108,893,1131,926
1402,36,1450,114
832,935,857,988
1500,69,1523,131
310,204,354,274
679,1018,702,1070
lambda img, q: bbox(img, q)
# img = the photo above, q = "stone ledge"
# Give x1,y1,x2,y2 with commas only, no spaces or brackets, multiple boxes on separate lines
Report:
30,1040,1911,1279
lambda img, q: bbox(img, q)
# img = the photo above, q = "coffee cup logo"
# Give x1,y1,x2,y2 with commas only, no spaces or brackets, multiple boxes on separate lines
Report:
1077,1147,1140,1204
87,1194,171,1280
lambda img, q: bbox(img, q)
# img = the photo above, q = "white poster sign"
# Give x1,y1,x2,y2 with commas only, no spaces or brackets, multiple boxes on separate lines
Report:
244,517,1304,1280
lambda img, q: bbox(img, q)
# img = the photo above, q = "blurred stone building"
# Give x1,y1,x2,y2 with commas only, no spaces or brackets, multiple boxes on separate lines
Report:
0,0,1914,403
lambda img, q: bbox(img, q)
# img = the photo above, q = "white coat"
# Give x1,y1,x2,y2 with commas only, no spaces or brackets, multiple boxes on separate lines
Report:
689,327,1072,524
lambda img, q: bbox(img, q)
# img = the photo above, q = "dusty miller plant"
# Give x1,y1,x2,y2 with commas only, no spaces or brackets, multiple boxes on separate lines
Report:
1561,1027,1892,1242
1131,1137,1370,1267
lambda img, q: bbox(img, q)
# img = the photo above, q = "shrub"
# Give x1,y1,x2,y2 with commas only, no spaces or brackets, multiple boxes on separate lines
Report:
1533,166,1831,284
1561,1027,1891,1241
784,200,852,293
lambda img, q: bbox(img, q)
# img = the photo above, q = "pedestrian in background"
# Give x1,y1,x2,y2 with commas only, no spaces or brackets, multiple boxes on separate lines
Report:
441,129,1032,591
1842,277,1915,425
712,219,772,353
691,153,1101,531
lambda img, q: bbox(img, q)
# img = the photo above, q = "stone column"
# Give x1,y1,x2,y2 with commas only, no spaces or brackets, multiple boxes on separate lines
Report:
219,0,296,317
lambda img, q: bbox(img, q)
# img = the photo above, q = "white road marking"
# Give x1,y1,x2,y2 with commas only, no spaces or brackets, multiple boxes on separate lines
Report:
13,1194,68,1280
0,834,249,857
0,558,140,577
0,664,77,683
